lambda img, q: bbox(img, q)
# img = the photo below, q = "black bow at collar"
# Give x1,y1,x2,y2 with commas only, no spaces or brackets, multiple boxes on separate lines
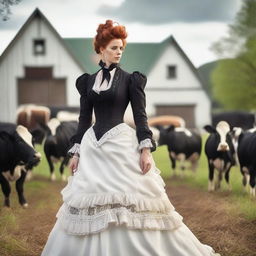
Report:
98,60,119,86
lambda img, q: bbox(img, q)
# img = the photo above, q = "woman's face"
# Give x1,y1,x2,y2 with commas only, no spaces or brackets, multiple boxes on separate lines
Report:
100,38,124,67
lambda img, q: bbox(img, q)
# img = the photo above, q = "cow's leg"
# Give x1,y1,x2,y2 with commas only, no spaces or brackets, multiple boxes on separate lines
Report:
215,171,223,190
208,161,215,191
224,164,232,191
241,167,250,193
15,169,28,208
241,167,246,189
178,154,186,172
25,170,33,181
189,152,200,172
176,153,186,178
60,156,69,181
169,152,176,176
246,174,250,192
0,173,11,207
46,155,55,181
249,166,256,197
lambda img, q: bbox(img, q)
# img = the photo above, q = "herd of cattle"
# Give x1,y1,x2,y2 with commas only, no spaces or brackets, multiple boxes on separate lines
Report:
1,105,256,208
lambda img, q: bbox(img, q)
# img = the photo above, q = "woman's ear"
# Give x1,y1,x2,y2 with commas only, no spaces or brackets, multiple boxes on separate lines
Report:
99,46,105,55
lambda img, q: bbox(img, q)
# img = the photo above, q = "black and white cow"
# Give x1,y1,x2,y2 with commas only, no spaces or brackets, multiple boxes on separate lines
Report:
44,119,78,181
233,128,256,196
157,125,202,174
0,123,41,207
204,121,236,191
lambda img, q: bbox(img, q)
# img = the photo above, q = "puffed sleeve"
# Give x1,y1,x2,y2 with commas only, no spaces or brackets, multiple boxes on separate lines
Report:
68,73,93,156
129,71,156,152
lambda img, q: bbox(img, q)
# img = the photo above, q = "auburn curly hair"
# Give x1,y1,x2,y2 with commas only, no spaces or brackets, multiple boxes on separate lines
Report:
94,20,128,54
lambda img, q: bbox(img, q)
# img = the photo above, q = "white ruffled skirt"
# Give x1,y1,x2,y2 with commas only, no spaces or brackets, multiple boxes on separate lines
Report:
41,123,220,256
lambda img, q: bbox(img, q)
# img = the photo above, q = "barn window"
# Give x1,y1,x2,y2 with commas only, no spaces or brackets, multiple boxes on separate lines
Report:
33,39,46,55
167,65,177,79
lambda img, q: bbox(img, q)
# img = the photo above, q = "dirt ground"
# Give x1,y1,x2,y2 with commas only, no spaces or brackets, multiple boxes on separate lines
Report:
165,176,256,256
0,175,256,256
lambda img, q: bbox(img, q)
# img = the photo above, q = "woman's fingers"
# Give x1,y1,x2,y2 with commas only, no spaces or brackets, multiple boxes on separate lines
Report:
141,160,151,174
140,152,152,174
142,162,151,174
69,158,78,174
139,156,143,171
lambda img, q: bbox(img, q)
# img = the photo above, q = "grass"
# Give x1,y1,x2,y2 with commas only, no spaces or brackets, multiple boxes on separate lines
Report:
152,134,256,220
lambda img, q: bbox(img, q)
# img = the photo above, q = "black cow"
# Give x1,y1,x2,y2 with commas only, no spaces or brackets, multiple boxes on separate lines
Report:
212,111,255,130
233,128,256,196
44,120,78,181
0,123,41,207
204,121,236,191
157,125,202,174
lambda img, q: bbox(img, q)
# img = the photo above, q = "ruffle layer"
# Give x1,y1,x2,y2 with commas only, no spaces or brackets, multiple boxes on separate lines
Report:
61,177,174,214
67,143,80,156
56,204,184,236
138,138,153,150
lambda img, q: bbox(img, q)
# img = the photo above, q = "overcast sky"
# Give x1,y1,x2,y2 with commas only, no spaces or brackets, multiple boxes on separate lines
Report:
0,0,242,67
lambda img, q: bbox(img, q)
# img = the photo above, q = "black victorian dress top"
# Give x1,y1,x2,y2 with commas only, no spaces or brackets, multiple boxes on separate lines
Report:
41,63,220,256
68,62,156,154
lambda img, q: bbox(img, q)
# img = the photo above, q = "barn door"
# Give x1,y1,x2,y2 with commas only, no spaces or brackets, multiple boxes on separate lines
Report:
17,67,66,106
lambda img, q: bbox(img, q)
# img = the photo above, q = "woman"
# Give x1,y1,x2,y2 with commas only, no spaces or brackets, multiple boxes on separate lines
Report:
41,20,220,256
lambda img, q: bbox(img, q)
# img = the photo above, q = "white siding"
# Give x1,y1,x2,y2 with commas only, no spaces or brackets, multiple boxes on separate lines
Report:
144,43,211,128
147,45,201,89
0,16,83,122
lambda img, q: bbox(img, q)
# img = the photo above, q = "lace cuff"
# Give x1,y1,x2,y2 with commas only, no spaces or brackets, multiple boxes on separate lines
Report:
68,143,80,157
138,138,153,151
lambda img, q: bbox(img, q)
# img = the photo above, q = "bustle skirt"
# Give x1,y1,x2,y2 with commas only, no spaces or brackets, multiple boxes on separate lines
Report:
41,123,220,256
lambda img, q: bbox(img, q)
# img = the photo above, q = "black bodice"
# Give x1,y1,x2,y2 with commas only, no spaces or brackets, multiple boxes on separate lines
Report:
70,67,156,152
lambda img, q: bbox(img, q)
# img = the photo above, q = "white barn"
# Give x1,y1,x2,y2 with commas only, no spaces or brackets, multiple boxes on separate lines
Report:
0,8,211,128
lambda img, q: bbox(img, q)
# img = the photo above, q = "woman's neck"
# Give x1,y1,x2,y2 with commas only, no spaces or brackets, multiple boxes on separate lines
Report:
101,59,112,68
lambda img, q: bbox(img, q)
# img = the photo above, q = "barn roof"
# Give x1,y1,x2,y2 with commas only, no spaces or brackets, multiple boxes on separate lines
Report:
63,36,201,80
0,7,201,82
0,8,85,71
63,38,167,75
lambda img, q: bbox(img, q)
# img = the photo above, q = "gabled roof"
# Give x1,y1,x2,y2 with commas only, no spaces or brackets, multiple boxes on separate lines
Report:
64,35,202,82
63,38,167,75
0,7,202,84
0,8,84,71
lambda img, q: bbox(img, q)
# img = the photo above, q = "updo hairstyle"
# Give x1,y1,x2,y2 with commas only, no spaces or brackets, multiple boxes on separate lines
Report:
94,20,128,54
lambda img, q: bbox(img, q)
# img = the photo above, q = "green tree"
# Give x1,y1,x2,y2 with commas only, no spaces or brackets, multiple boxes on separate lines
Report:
211,0,256,110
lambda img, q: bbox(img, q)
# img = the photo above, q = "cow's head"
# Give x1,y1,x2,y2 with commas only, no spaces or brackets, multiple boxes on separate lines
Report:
155,125,175,146
204,121,233,151
31,122,52,145
14,125,41,169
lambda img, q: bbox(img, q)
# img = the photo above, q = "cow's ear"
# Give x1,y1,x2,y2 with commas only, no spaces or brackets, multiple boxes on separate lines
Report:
204,125,216,134
230,127,243,138
166,125,175,133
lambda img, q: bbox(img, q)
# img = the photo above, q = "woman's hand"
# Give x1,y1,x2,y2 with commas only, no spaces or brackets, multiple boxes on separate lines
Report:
139,148,152,174
69,155,79,175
